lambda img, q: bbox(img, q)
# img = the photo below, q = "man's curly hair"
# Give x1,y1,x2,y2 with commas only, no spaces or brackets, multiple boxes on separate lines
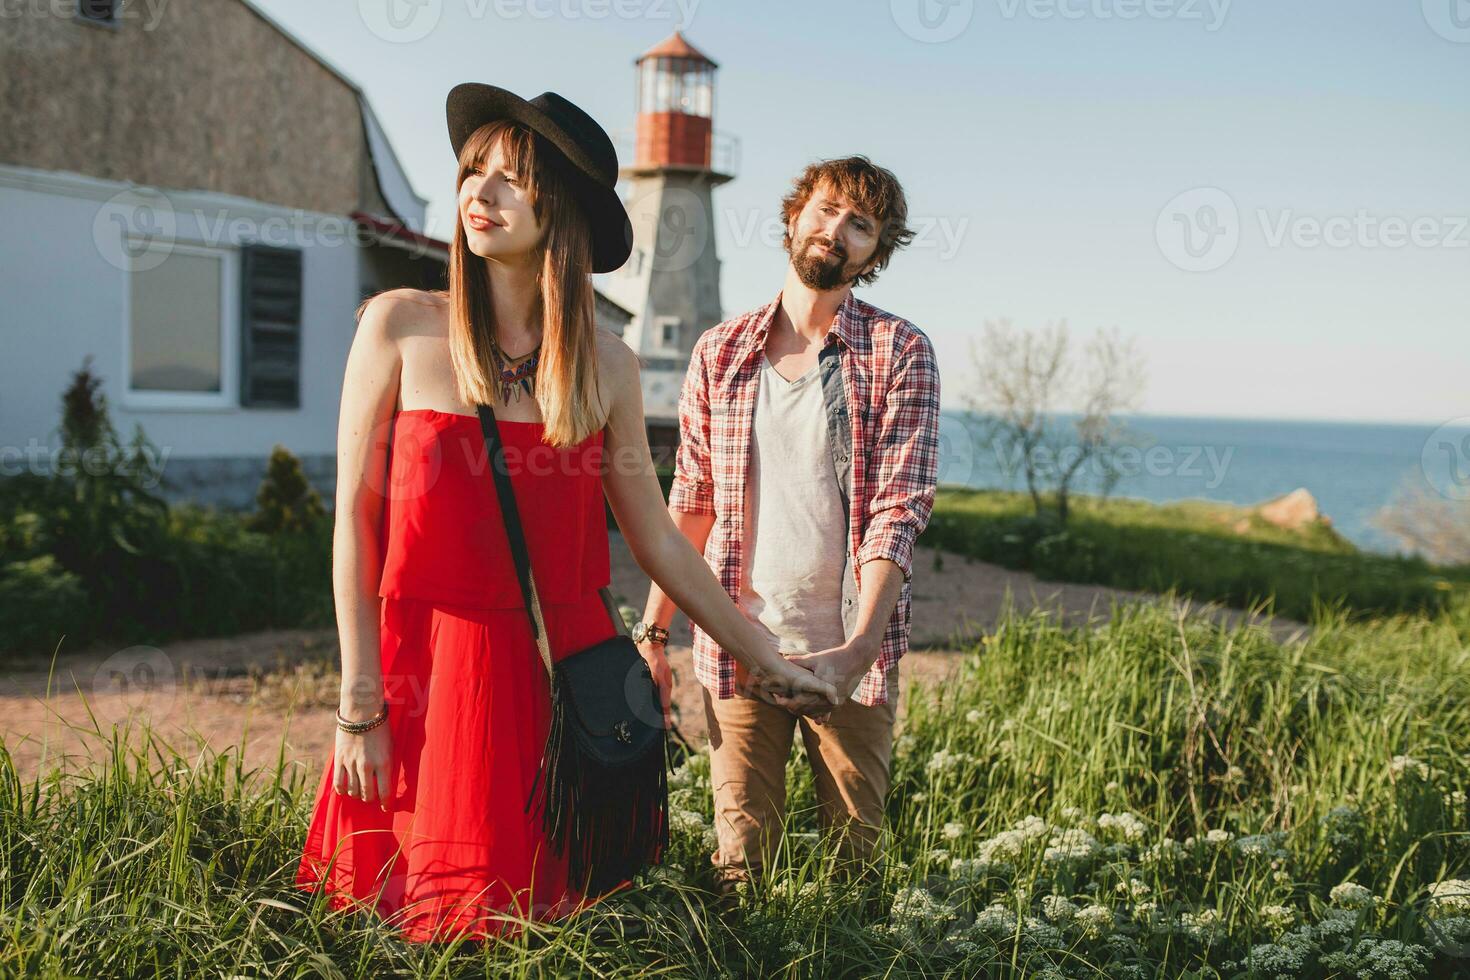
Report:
780,156,915,287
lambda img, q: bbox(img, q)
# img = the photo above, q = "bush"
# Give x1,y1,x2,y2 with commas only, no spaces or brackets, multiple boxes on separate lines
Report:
0,359,335,662
248,445,325,535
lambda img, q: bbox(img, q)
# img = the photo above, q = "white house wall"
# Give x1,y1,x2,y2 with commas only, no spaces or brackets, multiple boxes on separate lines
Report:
0,163,364,508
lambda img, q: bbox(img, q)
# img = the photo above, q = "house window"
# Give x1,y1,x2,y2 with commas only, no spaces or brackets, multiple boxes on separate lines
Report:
77,0,119,24
125,241,235,408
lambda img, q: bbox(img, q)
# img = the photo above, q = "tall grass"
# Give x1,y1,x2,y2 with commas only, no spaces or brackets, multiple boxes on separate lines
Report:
3,595,1468,977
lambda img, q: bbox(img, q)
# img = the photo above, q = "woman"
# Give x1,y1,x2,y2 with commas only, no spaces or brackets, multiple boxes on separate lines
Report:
292,84,837,944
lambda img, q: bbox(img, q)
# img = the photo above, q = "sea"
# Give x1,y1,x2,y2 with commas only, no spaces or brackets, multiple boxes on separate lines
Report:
935,411,1470,556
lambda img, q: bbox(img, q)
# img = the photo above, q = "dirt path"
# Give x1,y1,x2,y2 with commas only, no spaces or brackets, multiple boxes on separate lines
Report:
0,534,1307,786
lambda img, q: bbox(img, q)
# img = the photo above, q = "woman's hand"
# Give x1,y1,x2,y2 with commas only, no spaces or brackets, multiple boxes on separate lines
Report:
636,640,674,727
333,711,393,812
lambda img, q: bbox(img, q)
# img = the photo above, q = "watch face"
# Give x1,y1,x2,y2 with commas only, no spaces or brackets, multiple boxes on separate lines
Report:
632,622,646,643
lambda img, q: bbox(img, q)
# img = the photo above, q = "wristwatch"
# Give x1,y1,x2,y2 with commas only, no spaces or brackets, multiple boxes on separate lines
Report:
631,621,669,645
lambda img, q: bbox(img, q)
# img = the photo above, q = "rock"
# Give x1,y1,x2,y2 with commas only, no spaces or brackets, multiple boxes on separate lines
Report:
1256,488,1329,530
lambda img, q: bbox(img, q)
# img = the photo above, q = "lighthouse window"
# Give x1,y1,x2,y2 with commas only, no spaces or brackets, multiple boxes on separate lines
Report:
656,316,682,348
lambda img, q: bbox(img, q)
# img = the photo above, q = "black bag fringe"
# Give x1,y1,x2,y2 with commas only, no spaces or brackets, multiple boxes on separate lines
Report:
526,666,670,898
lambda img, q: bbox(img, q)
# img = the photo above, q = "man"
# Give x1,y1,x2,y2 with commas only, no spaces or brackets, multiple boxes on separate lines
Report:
634,156,941,896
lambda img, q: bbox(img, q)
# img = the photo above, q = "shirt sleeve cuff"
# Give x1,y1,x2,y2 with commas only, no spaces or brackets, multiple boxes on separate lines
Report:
856,522,918,582
668,476,715,515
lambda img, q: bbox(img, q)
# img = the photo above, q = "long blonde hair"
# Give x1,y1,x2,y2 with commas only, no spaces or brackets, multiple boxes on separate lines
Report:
432,119,604,447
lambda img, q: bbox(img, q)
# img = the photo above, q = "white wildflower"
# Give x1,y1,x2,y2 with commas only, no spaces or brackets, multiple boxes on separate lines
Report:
972,902,1018,939
1233,832,1289,862
942,821,965,840
977,815,1050,864
1389,755,1430,780
671,808,707,835
1020,915,1065,950
926,748,975,774
1315,907,1359,944
1097,811,1148,843
1260,904,1296,932
965,708,982,724
1115,878,1152,901
1179,908,1222,942
1074,903,1114,939
1044,828,1100,865
1321,938,1431,979
1329,881,1378,911
1428,879,1470,917
1243,933,1315,978
1205,828,1233,847
887,886,958,941
949,856,1009,884
1060,805,1084,822
1041,894,1076,925
1140,837,1184,865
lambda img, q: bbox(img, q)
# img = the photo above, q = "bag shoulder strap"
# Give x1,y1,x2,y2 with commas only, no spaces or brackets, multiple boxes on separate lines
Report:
475,404,628,680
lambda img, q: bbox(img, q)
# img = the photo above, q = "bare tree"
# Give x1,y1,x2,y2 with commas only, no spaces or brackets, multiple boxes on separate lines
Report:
964,318,1146,524
1371,474,1470,566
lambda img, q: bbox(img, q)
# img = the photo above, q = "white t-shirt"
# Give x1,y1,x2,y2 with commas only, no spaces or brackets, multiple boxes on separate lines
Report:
735,353,849,655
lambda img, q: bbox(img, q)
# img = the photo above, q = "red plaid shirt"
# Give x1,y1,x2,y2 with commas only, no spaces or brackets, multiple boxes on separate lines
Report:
668,289,941,706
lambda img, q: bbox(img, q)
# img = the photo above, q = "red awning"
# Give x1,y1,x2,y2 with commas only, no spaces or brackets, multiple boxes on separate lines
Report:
350,211,449,261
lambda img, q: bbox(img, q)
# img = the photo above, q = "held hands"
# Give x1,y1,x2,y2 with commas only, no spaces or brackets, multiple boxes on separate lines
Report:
735,650,842,717
779,641,879,724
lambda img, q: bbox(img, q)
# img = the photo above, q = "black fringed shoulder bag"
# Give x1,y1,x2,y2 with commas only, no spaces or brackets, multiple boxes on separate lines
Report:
476,403,669,897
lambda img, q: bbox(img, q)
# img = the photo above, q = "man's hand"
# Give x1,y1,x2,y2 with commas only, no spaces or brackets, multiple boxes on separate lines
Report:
782,640,880,723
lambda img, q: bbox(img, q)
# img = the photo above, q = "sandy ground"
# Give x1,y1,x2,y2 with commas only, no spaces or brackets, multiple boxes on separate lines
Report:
0,532,1307,787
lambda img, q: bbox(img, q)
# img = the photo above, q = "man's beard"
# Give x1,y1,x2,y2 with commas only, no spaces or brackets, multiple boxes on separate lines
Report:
790,233,855,290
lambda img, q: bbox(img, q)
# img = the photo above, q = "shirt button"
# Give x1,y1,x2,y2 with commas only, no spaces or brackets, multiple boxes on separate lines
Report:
838,454,848,462
844,598,854,606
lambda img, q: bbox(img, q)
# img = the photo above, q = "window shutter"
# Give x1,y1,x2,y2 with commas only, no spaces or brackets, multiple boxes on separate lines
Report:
239,243,303,408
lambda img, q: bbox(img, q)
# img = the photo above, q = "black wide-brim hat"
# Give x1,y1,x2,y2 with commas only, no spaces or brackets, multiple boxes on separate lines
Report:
447,82,634,273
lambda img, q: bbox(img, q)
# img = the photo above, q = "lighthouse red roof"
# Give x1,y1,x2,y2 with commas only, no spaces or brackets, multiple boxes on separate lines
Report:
636,31,717,67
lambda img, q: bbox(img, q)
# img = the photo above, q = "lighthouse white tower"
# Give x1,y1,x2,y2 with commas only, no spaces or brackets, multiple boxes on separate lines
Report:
601,32,736,453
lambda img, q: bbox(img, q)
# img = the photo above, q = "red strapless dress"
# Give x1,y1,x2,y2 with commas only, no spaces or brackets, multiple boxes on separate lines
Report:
294,408,624,943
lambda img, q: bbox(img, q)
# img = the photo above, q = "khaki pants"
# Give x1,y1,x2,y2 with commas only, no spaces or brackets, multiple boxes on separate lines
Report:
702,664,899,891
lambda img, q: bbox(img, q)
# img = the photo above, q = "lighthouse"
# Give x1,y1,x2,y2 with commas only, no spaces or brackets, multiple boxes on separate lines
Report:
602,31,736,453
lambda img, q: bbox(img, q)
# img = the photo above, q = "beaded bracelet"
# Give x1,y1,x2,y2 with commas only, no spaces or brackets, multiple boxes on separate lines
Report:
336,703,388,734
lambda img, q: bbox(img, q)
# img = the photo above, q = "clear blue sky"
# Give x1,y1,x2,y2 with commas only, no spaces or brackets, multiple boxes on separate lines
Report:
255,0,1468,425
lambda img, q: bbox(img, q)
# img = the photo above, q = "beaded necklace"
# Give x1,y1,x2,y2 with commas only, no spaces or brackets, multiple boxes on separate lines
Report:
491,334,541,404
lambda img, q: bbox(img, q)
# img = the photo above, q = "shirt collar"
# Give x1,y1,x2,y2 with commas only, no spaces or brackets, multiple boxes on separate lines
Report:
739,288,868,363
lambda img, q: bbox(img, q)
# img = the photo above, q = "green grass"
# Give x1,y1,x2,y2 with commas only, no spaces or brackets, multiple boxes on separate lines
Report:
922,487,1463,623
4,595,1469,977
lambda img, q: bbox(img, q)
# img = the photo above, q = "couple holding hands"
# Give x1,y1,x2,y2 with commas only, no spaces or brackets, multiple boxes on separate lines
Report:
294,80,940,943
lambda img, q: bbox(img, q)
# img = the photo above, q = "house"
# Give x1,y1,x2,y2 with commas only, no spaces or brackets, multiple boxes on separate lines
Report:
0,0,632,509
